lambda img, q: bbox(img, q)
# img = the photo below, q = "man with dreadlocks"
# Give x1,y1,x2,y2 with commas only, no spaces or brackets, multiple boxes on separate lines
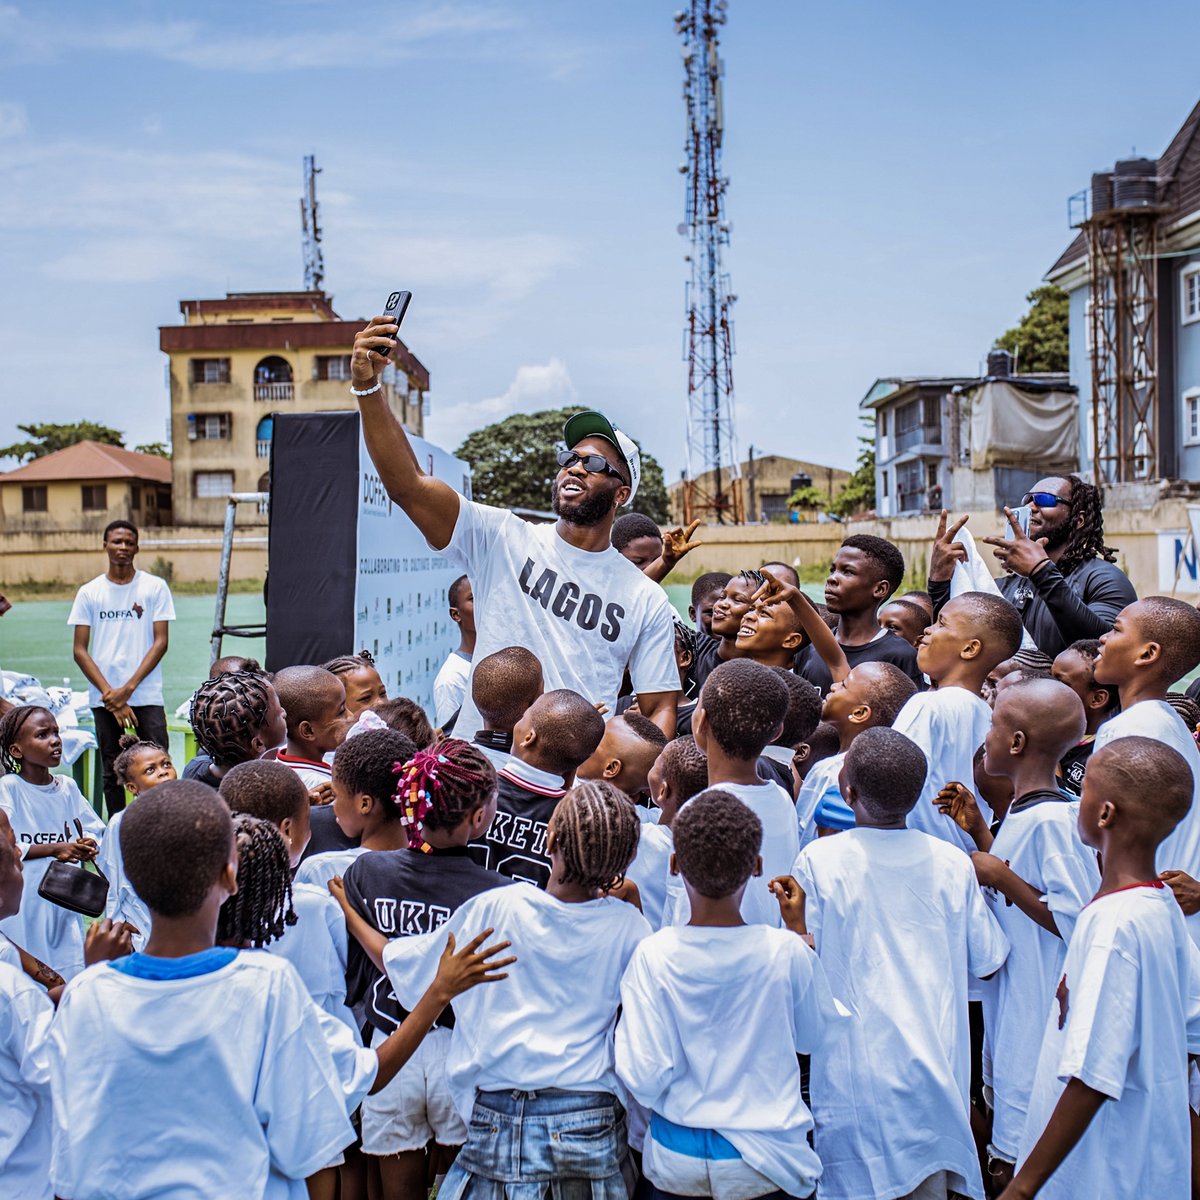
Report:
930,475,1138,659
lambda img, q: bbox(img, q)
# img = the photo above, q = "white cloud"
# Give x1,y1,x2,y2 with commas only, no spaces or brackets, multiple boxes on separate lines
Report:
427,357,576,450
0,101,26,137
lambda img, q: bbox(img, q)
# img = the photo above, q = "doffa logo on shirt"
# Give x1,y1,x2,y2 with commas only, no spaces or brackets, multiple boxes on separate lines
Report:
98,605,144,620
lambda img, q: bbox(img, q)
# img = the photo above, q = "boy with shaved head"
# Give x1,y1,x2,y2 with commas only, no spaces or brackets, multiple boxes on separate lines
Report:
469,646,544,770
578,712,668,806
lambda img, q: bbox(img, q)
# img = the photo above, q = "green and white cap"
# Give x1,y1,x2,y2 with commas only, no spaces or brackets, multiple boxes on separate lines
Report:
561,410,641,507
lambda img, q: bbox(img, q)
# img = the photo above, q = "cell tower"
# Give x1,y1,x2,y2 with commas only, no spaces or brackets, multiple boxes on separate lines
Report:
300,154,325,293
676,0,743,525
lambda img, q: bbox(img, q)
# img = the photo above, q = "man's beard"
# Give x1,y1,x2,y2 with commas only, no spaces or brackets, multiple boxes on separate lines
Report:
551,479,618,527
1039,519,1073,552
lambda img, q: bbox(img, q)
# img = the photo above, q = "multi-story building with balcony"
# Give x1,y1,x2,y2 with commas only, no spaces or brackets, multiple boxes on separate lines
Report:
159,290,429,525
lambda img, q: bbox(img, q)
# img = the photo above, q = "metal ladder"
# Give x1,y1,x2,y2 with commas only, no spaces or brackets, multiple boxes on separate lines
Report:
210,493,269,669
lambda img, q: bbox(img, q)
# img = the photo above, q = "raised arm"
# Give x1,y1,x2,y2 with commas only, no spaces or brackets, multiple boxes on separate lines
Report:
753,569,849,683
351,317,462,551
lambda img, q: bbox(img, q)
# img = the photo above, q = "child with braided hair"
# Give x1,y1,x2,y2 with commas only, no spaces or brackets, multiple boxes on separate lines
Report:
328,739,511,1200
382,781,649,1200
217,814,298,949
321,649,388,724
184,669,287,788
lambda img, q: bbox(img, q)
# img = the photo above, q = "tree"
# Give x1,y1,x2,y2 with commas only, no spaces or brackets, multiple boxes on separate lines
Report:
787,485,831,512
454,407,670,525
994,284,1069,374
134,442,171,458
831,424,876,518
0,421,125,463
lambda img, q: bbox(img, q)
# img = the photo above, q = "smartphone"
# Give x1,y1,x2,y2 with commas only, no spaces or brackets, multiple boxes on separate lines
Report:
378,290,412,356
1005,505,1031,540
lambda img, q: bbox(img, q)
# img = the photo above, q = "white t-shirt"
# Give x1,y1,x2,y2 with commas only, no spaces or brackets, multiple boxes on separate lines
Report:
267,882,357,1035
384,883,649,1121
892,686,994,853
67,571,176,707
97,808,150,951
277,753,333,792
616,924,842,1198
1094,702,1200,943
666,781,798,929
980,794,1101,1161
48,952,357,1199
0,960,54,1200
795,751,846,847
433,650,471,728
437,499,679,743
295,846,367,891
1018,884,1200,1200
792,828,1009,1200
625,822,673,931
0,775,107,979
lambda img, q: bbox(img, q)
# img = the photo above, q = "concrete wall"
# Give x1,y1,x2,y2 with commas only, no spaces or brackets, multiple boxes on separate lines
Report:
0,526,266,586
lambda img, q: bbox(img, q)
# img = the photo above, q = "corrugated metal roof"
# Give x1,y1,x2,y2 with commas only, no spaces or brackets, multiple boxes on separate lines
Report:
0,441,172,484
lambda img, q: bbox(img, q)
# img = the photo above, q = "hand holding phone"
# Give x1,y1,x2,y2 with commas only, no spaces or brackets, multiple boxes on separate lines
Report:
377,290,412,357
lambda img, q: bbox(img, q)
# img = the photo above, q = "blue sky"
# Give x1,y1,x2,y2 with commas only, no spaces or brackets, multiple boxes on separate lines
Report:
1,0,1198,482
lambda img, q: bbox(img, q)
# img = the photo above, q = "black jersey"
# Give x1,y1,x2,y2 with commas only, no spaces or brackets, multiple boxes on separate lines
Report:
468,769,566,889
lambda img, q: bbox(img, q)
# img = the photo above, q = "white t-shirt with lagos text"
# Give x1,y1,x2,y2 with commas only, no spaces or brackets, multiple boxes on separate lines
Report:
67,571,175,707
436,500,679,743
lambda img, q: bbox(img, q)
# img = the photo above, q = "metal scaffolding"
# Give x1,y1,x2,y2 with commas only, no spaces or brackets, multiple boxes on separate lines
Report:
676,0,743,524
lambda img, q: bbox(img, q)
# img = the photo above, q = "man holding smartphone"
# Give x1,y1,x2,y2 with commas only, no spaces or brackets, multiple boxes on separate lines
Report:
927,474,1136,658
350,312,680,741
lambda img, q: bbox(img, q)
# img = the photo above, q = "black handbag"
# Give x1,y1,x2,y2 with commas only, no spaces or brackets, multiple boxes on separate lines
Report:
37,819,109,919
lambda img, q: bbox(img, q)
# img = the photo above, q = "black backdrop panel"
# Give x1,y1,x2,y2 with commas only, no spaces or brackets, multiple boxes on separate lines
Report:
265,411,359,669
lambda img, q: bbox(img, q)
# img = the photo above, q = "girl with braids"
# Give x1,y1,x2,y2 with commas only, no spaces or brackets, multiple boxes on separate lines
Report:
95,734,177,950
184,669,287,788
217,815,298,949
932,474,1138,659
381,780,648,1200
327,738,509,1200
0,706,106,980
321,648,388,724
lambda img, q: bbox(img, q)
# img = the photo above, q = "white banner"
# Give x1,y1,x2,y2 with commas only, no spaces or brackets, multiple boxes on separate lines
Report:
355,431,472,713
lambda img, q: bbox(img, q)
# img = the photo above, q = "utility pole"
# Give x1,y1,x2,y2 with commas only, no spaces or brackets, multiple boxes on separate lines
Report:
300,155,324,293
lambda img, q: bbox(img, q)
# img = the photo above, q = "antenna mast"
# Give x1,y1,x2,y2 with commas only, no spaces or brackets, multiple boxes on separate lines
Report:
676,0,742,525
301,154,325,293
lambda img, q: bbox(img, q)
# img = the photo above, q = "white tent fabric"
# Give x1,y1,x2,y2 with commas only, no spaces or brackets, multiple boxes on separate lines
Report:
967,381,1076,468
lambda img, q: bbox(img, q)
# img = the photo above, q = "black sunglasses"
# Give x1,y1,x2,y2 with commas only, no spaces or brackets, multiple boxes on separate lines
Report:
555,447,627,483
1021,491,1073,509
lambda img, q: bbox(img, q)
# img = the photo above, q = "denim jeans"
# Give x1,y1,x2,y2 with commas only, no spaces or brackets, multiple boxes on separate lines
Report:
439,1088,636,1200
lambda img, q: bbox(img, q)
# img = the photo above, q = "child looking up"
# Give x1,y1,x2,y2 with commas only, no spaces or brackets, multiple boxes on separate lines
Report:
579,711,668,805
692,570,763,690
795,535,922,695
97,735,177,946
0,706,105,980
681,660,797,927
185,670,288,788
469,645,544,769
893,591,1024,852
383,783,647,1200
219,760,357,1035
936,679,1101,1189
1050,639,1118,795
1090,597,1200,935
473,689,605,887
46,782,509,1200
618,791,842,1200
321,650,388,723
627,735,709,930
332,740,511,1200
273,664,349,791
795,661,917,843
777,727,1008,1200
295,729,417,889
1005,737,1198,1200
878,597,928,648
689,571,732,638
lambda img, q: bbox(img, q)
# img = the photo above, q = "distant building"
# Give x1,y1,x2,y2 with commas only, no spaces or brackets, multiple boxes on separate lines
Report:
0,441,172,533
668,454,850,525
862,353,1077,518
159,291,429,526
1046,97,1200,484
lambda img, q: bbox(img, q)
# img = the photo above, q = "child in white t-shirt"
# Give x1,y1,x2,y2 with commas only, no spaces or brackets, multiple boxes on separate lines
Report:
1007,737,1200,1200
295,729,416,889
780,727,1009,1200
936,680,1101,1190
0,706,106,980
97,734,177,948
48,781,511,1200
893,592,1024,852
382,782,649,1200
618,790,842,1199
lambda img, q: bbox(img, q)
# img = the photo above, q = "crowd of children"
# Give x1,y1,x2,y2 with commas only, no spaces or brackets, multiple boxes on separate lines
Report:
6,520,1200,1200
